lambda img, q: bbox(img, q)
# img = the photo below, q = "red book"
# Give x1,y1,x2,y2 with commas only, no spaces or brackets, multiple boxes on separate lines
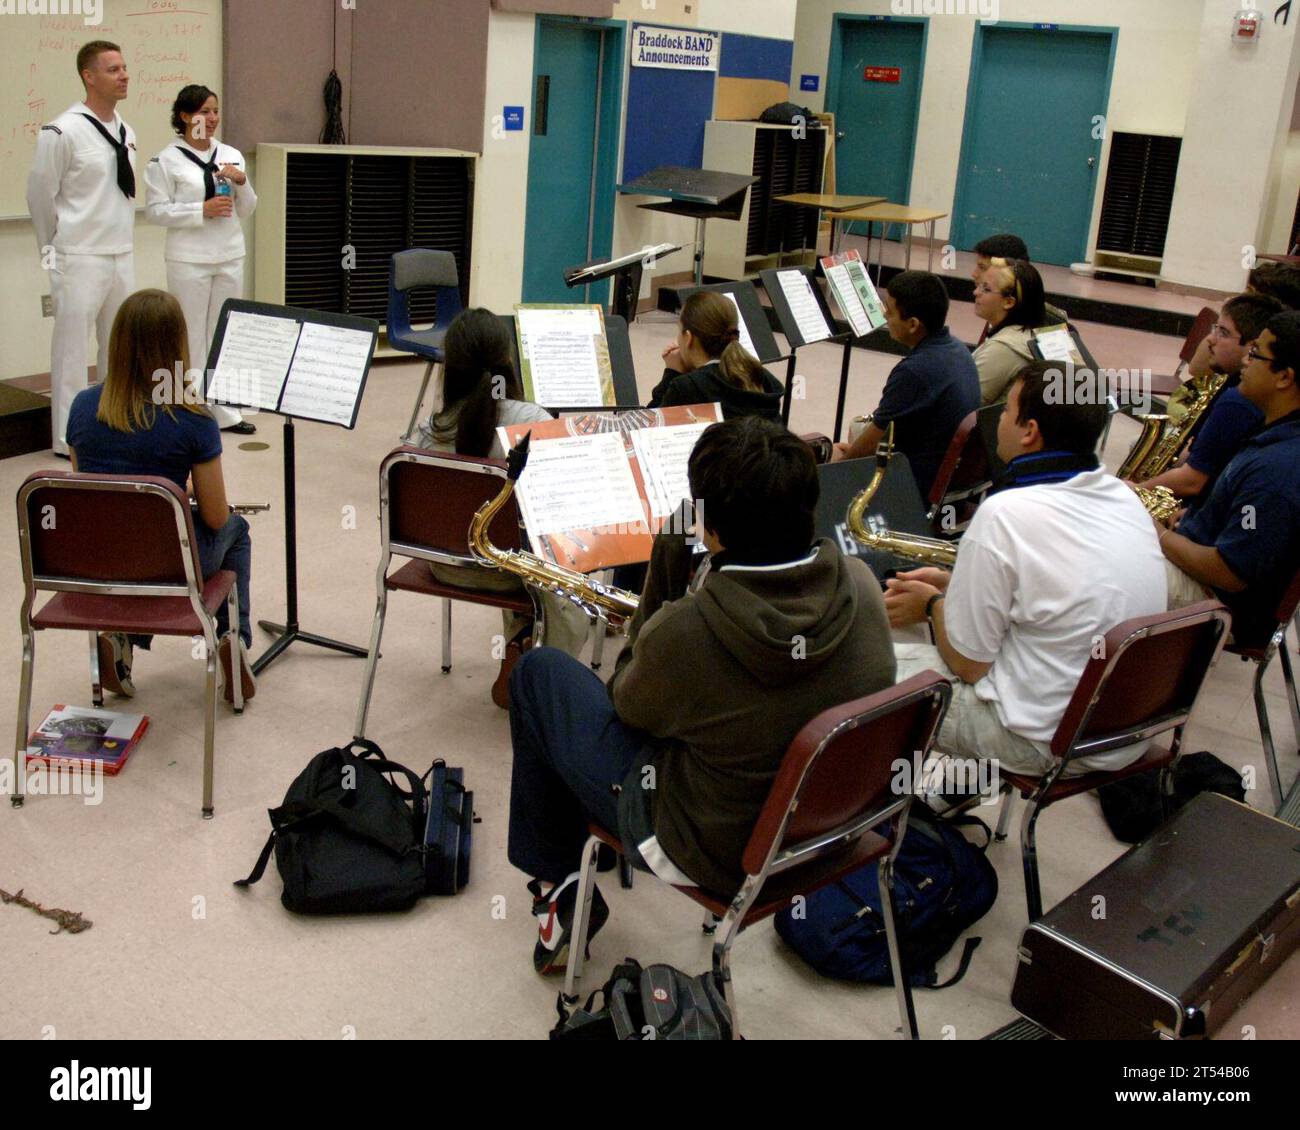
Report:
26,705,149,777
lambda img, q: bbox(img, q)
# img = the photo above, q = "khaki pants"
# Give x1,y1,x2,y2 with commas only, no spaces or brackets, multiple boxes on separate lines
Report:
428,562,589,657
1166,558,1212,610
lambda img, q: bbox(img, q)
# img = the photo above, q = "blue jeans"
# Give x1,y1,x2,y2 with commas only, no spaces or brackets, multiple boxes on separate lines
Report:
128,511,252,651
507,647,653,884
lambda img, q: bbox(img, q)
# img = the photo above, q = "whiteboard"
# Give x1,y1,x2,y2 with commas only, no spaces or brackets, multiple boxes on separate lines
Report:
0,0,223,219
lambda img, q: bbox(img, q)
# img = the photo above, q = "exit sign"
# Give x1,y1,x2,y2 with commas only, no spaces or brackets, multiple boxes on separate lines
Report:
865,66,901,83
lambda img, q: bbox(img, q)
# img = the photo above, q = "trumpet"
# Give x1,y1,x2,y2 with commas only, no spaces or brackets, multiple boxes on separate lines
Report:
845,423,959,567
469,433,640,627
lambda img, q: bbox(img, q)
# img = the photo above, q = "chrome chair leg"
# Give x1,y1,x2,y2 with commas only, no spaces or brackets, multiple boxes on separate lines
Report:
402,360,437,444
1020,796,1045,921
202,624,218,819
563,835,602,1002
354,585,389,740
1277,639,1300,760
879,850,919,1039
228,589,244,715
1253,658,1284,811
440,598,452,673
88,631,103,708
713,935,742,1041
12,627,35,808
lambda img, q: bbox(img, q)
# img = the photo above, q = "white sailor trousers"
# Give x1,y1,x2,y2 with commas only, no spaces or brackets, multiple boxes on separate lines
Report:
48,251,134,454
167,257,246,429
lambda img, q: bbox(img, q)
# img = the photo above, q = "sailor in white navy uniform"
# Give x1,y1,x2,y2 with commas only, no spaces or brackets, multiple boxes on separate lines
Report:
145,84,258,434
25,41,136,457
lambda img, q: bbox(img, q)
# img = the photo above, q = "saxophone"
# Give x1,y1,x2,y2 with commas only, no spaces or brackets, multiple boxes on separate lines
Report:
1116,372,1228,481
847,426,1181,556
846,423,959,567
469,433,640,627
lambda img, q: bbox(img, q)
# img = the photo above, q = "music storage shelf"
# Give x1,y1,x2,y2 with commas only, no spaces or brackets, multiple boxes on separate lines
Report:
701,121,827,281
254,144,476,356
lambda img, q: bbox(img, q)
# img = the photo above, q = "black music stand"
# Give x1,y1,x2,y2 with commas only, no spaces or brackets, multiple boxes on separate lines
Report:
564,244,682,323
814,452,931,583
617,165,758,286
204,299,378,676
759,266,850,431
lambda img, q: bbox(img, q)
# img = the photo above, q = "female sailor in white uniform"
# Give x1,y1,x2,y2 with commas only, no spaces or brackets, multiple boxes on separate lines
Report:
145,84,257,433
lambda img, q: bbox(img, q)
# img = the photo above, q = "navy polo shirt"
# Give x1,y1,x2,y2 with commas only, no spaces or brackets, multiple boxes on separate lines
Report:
67,384,223,491
1178,410,1300,646
1184,376,1263,503
873,327,981,500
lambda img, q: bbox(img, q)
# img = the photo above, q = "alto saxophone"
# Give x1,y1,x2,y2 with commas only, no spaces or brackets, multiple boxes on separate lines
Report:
469,433,640,627
846,423,959,568
1116,371,1227,481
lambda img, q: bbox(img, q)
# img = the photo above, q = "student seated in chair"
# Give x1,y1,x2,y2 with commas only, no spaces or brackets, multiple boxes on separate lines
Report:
506,417,896,975
1183,261,1300,382
1137,293,1281,505
414,306,588,704
648,291,784,421
971,233,1068,333
1160,310,1300,648
830,270,980,500
885,361,1166,796
972,258,1047,406
66,288,255,704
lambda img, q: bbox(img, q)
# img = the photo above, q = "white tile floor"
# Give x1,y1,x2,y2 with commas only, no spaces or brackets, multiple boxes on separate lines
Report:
1,287,1297,1041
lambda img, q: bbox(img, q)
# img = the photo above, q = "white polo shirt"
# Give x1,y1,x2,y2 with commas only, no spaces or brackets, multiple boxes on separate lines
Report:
944,468,1167,758
26,102,136,256
144,138,256,263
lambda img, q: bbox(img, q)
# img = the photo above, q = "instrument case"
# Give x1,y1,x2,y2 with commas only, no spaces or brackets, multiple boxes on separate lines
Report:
1010,792,1300,1039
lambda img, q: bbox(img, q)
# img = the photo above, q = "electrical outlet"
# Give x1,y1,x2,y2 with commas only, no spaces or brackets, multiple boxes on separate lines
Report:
41,294,53,317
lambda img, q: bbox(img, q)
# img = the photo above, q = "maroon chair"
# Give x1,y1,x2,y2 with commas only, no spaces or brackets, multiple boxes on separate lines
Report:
14,472,242,818
563,672,952,1040
925,405,1003,536
353,446,540,738
1133,305,1218,409
1223,566,1300,818
991,601,1231,920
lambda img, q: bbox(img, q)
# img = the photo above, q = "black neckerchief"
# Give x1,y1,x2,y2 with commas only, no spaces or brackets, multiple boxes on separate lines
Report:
988,450,1099,495
78,114,134,198
175,144,218,200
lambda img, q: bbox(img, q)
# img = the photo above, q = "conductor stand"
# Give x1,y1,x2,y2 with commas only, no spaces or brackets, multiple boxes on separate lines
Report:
252,415,369,675
563,242,682,323
617,165,757,287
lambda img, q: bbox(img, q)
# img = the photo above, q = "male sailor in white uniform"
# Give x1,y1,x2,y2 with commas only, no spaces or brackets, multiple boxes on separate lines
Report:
26,40,136,457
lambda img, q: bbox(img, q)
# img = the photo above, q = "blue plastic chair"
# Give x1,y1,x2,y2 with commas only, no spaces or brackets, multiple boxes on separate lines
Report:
389,249,463,442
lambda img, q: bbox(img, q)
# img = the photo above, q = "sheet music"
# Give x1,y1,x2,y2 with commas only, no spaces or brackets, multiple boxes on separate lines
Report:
516,432,646,538
823,263,871,337
842,255,887,331
207,311,300,411
775,270,831,344
721,293,760,361
517,306,605,406
1033,326,1082,366
630,421,711,519
278,323,373,425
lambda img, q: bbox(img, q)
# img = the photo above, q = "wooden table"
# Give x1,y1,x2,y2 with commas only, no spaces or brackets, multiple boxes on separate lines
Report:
833,202,949,278
774,192,886,258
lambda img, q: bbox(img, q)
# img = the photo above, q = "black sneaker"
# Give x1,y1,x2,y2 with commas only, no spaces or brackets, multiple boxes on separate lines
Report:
529,874,608,976
222,420,257,435
96,632,135,697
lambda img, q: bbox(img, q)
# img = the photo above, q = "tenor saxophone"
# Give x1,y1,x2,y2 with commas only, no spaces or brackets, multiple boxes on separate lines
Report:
1116,372,1227,481
469,433,640,627
845,423,959,567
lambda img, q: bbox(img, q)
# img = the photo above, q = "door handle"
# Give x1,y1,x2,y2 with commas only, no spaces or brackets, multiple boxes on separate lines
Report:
1087,155,1096,168
836,130,846,141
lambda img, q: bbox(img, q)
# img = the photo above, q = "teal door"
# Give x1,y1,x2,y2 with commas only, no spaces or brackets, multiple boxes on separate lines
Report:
523,21,619,304
952,26,1114,266
829,19,926,212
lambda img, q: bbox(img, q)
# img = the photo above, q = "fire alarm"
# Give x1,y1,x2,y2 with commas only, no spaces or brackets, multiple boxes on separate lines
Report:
1232,6,1263,43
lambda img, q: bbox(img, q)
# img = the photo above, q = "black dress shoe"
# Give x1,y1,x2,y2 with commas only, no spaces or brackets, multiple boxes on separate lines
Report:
222,420,257,435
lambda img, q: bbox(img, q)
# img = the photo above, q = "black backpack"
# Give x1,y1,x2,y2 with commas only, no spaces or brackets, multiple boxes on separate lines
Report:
236,740,471,913
1097,751,1246,843
551,959,732,1041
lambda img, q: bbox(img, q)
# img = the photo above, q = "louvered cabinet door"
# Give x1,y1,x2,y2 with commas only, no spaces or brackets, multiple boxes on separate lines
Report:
284,153,347,313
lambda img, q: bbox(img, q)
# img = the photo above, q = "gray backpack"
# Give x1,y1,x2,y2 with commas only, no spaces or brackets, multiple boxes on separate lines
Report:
551,959,732,1041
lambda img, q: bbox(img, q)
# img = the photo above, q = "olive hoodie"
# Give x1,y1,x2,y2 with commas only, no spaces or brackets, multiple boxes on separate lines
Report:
609,533,896,895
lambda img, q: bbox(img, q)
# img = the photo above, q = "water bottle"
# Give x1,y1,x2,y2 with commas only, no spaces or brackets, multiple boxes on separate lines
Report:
215,175,232,200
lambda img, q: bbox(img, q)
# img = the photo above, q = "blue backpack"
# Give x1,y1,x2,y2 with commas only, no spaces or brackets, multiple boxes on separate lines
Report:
774,806,998,988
